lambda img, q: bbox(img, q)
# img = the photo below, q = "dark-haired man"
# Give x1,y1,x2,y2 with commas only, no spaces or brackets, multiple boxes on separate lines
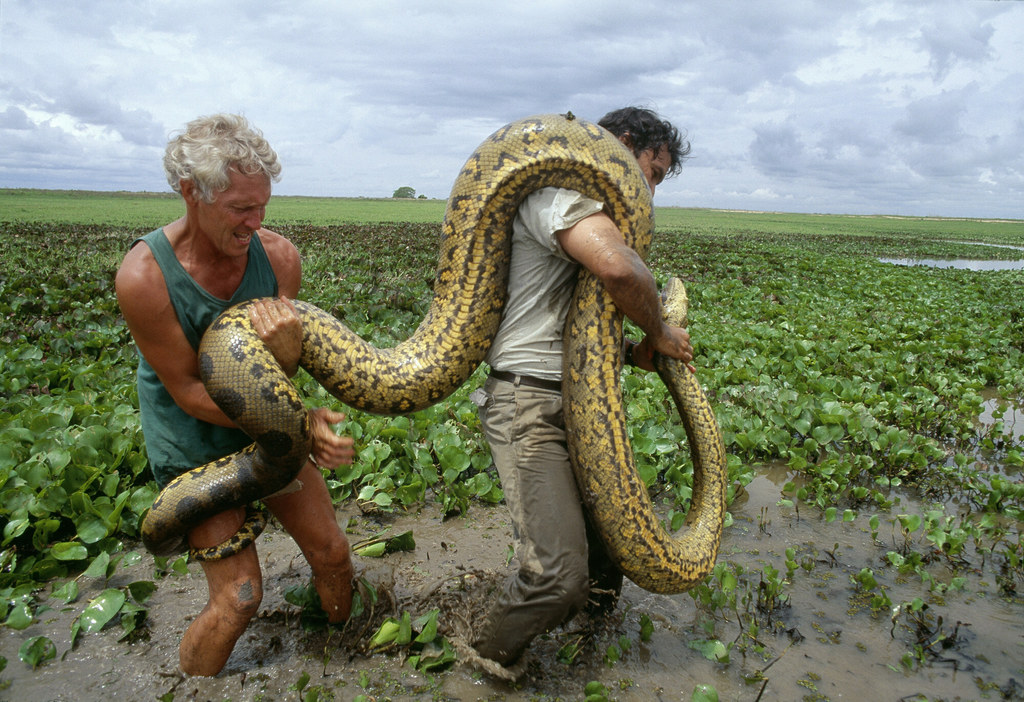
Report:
470,106,694,666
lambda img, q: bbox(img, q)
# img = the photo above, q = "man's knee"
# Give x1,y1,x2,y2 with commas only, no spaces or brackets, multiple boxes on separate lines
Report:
214,576,263,621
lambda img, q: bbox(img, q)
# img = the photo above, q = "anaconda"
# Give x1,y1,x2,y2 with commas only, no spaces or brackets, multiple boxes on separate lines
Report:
140,113,727,594
565,277,727,593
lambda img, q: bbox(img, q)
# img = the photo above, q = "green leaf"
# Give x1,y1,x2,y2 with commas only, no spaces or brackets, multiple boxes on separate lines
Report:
78,588,126,633
51,580,79,604
75,514,110,544
2,517,30,545
128,580,157,604
69,617,82,649
4,600,34,630
413,609,439,643
369,618,401,648
689,638,729,663
84,551,111,578
639,612,654,642
354,542,386,558
121,551,143,569
52,541,89,561
411,637,456,672
18,636,56,669
289,670,311,693
437,445,470,475
395,611,413,645
353,530,415,557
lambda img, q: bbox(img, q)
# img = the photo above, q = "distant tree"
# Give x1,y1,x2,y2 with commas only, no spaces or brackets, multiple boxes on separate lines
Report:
418,194,427,199
392,186,416,199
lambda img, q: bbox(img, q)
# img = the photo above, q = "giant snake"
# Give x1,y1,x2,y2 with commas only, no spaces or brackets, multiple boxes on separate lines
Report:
140,113,726,594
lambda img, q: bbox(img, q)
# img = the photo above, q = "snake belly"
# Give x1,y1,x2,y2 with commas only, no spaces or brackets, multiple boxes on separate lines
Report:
140,113,727,594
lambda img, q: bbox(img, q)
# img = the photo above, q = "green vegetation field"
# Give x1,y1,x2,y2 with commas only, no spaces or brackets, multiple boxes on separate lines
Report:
1,189,1023,697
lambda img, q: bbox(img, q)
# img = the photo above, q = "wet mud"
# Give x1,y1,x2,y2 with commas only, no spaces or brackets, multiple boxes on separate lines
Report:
1,402,1022,701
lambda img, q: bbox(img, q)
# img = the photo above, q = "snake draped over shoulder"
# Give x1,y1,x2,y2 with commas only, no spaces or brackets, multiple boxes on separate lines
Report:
140,113,727,594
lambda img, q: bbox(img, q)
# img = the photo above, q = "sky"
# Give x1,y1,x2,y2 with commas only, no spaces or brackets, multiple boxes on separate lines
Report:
1,0,1022,219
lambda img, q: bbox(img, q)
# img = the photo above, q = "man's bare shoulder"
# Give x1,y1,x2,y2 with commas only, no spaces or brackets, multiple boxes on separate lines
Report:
257,228,299,260
115,241,168,308
117,236,154,275
256,229,302,295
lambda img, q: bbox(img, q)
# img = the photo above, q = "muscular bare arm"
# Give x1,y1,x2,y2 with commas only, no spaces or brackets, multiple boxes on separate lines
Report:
114,229,304,426
116,230,353,465
115,244,236,426
556,211,693,367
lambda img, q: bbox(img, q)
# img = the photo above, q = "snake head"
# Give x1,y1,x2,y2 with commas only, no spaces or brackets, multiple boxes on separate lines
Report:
660,277,690,328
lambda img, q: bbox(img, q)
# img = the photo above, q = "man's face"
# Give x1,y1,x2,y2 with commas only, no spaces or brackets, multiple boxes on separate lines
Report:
635,144,672,197
190,169,271,256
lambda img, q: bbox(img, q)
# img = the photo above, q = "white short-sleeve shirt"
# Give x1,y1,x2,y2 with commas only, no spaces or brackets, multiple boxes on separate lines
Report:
485,187,604,380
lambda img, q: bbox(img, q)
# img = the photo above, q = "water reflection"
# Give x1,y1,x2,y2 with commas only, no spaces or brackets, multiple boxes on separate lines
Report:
881,240,1024,270
979,387,1024,441
880,256,1024,270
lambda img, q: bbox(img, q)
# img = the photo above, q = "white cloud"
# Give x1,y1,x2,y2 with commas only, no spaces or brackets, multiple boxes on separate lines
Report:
0,0,1021,217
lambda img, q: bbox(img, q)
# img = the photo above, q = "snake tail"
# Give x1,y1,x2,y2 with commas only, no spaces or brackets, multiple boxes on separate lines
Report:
564,277,727,594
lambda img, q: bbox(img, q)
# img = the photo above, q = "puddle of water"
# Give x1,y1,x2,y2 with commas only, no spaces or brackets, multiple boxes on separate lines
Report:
692,462,1024,700
979,387,1024,442
880,257,1024,271
881,240,1024,270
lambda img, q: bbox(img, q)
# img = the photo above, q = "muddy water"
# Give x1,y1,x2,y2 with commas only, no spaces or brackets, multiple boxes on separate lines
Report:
2,409,1022,701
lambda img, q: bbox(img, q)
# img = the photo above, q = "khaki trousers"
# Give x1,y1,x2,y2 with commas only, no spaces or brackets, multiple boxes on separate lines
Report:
470,375,620,665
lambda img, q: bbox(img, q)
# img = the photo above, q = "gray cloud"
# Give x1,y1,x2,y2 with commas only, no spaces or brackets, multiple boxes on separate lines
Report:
0,0,1021,217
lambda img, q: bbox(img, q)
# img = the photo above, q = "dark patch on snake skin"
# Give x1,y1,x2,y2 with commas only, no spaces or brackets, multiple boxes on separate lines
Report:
259,383,282,404
173,494,204,521
198,352,215,379
495,151,523,171
209,388,246,420
254,429,294,458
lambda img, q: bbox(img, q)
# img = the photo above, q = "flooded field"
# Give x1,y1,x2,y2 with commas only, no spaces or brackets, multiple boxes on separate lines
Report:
1,396,1020,701
2,201,1022,701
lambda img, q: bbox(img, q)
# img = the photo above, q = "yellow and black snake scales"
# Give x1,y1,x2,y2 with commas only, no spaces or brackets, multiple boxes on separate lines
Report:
140,113,727,594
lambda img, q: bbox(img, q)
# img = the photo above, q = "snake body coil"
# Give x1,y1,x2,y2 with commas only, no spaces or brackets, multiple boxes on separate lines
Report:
140,113,726,594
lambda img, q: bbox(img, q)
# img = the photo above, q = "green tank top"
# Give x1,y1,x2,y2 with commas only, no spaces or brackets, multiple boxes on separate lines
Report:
133,228,279,487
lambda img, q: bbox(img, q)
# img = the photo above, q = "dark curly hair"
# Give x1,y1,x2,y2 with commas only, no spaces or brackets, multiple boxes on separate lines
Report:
598,107,690,178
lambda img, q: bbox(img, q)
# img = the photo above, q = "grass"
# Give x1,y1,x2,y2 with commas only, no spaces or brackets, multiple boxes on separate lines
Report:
6,188,1020,239
0,188,447,226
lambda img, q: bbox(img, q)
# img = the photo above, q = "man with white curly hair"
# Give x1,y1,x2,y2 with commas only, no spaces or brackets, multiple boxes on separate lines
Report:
116,114,355,676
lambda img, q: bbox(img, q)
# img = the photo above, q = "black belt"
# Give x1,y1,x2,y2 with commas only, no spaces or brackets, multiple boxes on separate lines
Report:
489,369,562,392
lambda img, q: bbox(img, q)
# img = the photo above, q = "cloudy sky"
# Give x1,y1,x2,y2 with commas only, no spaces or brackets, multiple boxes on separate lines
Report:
1,1,1022,218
